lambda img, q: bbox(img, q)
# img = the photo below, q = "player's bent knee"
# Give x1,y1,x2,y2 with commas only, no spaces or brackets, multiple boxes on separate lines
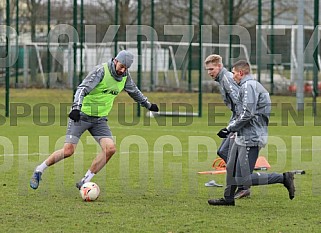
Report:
100,138,116,157
107,145,116,156
217,149,223,156
63,144,75,157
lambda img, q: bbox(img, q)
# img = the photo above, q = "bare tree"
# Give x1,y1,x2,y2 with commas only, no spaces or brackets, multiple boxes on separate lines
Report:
26,0,43,42
96,1,114,23
200,0,297,27
94,0,151,40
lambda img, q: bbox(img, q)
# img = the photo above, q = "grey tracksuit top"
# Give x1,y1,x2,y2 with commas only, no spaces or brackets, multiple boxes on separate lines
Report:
227,75,271,147
215,67,240,122
71,58,152,112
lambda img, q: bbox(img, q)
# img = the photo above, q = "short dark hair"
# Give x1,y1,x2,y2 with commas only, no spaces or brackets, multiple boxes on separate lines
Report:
232,60,250,74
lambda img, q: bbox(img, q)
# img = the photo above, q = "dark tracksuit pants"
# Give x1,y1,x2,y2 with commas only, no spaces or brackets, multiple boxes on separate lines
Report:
217,134,252,191
224,142,284,202
217,136,231,163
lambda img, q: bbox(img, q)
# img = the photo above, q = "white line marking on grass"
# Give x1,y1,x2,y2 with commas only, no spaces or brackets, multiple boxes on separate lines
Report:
111,126,211,134
0,152,50,156
1,147,321,157
1,150,212,157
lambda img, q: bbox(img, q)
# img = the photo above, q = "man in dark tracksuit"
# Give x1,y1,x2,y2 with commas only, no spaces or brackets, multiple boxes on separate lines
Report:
208,60,295,206
30,50,159,190
205,54,252,199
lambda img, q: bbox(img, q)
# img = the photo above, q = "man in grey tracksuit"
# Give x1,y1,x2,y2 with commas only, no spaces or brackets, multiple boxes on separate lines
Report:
208,60,295,206
205,54,252,198
205,55,239,162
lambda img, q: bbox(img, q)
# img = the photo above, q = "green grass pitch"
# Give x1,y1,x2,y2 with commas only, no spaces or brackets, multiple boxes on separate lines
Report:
1,89,321,232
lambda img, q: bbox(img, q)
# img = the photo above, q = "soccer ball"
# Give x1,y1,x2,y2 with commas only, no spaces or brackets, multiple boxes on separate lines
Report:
80,182,100,202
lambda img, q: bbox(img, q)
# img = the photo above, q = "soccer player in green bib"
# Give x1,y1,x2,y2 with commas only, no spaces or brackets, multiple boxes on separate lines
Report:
30,50,159,190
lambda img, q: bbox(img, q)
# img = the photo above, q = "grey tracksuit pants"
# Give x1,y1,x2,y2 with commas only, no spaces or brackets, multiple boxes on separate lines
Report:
217,136,231,163
217,134,251,190
224,142,284,202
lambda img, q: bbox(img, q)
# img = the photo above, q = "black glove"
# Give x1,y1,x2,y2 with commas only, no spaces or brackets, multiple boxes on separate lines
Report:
69,109,80,122
149,103,159,112
217,128,230,138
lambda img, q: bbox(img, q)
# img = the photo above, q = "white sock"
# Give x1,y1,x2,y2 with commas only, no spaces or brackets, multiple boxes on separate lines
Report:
35,161,48,173
82,170,95,183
